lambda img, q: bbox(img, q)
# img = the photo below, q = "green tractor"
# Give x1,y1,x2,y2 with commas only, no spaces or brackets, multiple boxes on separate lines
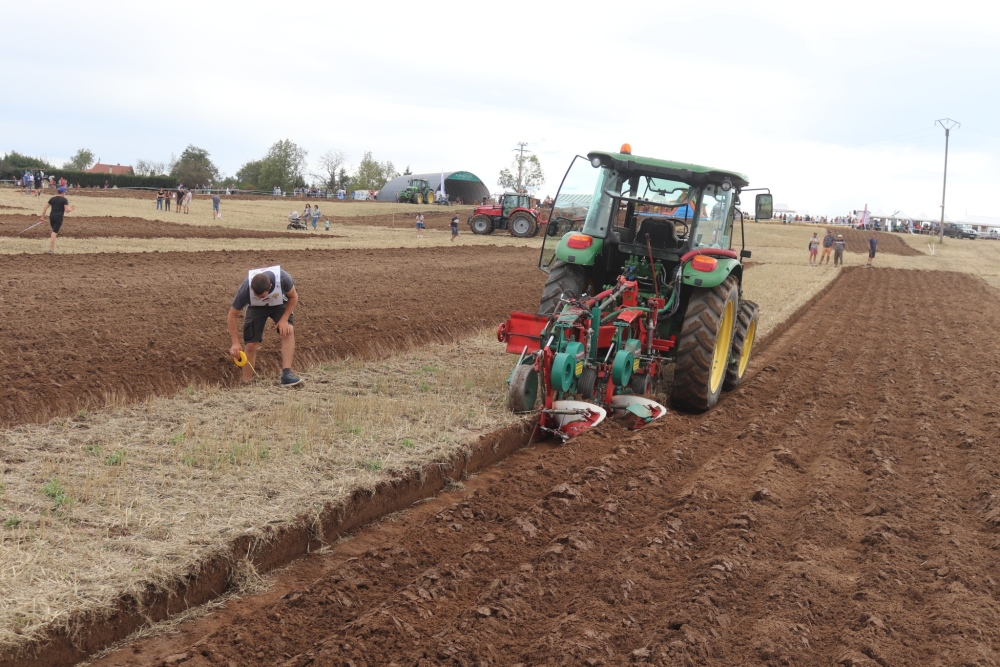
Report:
398,178,436,205
498,146,772,435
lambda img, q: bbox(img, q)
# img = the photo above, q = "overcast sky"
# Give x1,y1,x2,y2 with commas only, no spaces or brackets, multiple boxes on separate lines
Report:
3,0,999,218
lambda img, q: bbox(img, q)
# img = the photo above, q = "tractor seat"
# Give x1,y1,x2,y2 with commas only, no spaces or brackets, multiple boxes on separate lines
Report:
635,217,680,250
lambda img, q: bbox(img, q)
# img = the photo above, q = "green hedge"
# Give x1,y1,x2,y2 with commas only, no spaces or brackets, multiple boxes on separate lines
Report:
1,169,175,189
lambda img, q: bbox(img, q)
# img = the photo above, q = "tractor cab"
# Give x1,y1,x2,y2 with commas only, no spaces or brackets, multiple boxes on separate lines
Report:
540,150,772,301
501,193,532,218
409,178,429,190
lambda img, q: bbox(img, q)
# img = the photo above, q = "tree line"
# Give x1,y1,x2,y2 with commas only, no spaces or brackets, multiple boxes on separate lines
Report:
1,142,403,193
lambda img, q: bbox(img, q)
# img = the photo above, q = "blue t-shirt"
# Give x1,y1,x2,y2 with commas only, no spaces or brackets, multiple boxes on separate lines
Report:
868,238,877,252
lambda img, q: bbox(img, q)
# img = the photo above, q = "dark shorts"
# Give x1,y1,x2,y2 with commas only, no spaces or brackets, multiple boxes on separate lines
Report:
243,305,294,343
50,216,64,234
869,249,876,258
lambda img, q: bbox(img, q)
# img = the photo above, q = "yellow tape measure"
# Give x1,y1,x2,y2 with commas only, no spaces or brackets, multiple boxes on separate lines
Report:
233,351,258,376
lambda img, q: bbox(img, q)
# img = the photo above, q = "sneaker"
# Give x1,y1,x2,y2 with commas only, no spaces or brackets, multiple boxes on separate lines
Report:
280,371,303,387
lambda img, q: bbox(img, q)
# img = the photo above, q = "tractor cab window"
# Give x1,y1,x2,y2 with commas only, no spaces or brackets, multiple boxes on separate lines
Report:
690,184,734,250
540,156,605,272
502,195,521,218
606,176,697,248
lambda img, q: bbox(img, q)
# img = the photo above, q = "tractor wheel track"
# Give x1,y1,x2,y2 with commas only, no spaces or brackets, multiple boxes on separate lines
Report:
89,267,1000,667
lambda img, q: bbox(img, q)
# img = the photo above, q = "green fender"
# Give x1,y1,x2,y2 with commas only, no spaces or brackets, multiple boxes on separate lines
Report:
681,257,741,288
554,233,604,266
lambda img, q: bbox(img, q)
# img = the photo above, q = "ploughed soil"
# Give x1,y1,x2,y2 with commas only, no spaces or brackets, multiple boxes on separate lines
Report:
88,267,1000,667
811,228,922,256
0,215,319,240
1,246,541,427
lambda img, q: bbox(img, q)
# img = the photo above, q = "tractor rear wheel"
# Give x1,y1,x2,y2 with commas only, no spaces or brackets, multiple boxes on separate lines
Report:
508,364,539,413
670,277,739,412
539,261,587,315
723,300,760,391
509,213,537,238
427,191,435,204
470,215,494,235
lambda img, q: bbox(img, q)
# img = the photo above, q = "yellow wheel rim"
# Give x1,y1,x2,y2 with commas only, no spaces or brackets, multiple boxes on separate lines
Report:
709,299,735,393
737,318,757,378
427,192,435,204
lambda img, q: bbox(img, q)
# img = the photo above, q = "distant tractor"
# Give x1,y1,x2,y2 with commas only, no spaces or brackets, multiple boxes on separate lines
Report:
468,193,540,238
398,178,436,205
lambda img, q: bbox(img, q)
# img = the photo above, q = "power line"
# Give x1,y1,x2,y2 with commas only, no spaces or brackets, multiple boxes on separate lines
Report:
852,126,936,148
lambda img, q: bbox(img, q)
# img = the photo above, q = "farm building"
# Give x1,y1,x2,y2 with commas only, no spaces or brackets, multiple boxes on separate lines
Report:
85,162,135,175
377,171,489,204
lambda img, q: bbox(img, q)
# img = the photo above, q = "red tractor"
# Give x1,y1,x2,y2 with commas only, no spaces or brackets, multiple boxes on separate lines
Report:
467,193,541,237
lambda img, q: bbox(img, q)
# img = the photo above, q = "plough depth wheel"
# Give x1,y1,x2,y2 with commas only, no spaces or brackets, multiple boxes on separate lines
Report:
508,364,539,413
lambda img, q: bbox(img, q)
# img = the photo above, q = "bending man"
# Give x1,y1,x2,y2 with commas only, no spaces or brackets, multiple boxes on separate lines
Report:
227,264,303,387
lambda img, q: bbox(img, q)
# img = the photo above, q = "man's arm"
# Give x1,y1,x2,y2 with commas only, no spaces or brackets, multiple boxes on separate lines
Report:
39,204,50,220
277,286,297,337
227,307,243,357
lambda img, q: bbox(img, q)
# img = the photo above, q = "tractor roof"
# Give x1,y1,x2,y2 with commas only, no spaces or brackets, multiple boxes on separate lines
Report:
587,151,749,189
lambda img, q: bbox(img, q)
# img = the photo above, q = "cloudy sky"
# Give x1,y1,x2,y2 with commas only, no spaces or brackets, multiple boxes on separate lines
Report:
3,0,999,218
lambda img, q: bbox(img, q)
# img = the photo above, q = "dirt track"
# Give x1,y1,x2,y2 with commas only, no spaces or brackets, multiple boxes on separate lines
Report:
0,215,315,239
86,267,1000,666
1,246,541,427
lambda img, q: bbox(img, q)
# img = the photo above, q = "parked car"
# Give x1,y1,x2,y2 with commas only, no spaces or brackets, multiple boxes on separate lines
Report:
987,229,1000,240
944,223,978,239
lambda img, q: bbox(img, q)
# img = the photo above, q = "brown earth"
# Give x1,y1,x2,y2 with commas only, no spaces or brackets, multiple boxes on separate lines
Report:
808,227,922,256
0,215,325,239
0,246,542,427
82,267,1000,667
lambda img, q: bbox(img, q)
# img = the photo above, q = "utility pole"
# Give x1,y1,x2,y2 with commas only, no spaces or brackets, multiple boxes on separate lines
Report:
935,118,960,243
513,142,529,193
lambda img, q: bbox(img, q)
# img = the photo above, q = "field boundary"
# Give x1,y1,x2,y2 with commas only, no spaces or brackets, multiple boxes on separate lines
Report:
3,420,535,667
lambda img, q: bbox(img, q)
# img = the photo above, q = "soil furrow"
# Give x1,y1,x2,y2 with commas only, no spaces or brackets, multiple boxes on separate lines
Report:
86,267,1000,666
1,246,542,427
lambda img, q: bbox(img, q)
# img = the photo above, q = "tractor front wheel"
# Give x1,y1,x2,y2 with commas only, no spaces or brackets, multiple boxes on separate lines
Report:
723,300,760,391
539,260,587,315
509,213,538,238
414,192,424,205
670,277,739,412
470,215,494,235
508,364,539,413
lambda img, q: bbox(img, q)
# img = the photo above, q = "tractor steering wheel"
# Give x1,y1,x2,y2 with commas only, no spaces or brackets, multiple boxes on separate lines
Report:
665,217,689,237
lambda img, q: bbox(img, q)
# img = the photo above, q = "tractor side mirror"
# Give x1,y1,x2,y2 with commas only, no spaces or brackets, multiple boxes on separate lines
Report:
740,249,752,259
755,194,773,220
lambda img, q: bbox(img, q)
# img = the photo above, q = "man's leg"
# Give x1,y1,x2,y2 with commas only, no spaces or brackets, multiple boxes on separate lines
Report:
243,342,259,382
281,329,295,370
48,232,57,253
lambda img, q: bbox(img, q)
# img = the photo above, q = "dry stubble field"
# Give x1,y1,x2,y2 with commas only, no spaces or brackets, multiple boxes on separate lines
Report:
5,188,1000,666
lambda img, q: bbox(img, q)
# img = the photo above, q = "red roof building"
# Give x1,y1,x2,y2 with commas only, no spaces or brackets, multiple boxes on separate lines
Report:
85,163,135,175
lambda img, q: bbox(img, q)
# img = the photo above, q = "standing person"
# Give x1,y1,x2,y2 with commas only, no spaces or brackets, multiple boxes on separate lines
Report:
156,188,165,211
820,229,835,264
227,265,302,387
867,234,877,267
34,171,43,196
450,213,459,242
165,190,172,211
311,204,321,230
324,217,330,232
833,234,845,267
183,188,192,214
415,213,425,238
38,186,76,254
302,204,312,228
212,192,221,219
807,232,819,265
176,185,184,214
